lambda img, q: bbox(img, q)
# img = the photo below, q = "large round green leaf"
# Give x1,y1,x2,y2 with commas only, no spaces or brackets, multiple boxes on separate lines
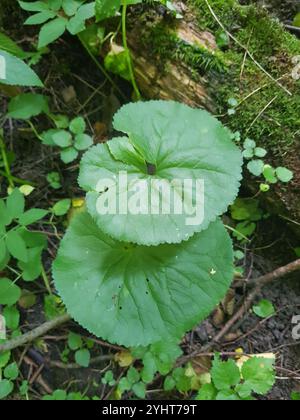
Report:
0,50,43,87
53,212,234,347
79,101,242,245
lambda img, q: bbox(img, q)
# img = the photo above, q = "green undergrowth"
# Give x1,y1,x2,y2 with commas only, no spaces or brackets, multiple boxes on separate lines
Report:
140,20,226,75
189,0,300,155
138,0,300,155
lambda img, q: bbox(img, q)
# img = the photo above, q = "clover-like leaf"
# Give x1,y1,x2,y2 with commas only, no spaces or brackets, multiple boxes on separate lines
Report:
60,147,78,164
52,130,73,148
247,159,264,177
18,247,44,281
74,134,93,151
6,230,28,263
53,212,234,346
211,354,241,391
18,1,50,12
79,101,242,246
275,167,293,183
70,117,86,135
0,278,21,306
0,380,14,400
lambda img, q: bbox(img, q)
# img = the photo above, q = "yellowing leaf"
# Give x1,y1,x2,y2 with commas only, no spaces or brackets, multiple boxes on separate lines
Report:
236,353,276,371
67,199,86,224
185,364,196,378
114,350,133,367
19,185,35,196
199,372,211,385
235,348,244,357
72,197,85,208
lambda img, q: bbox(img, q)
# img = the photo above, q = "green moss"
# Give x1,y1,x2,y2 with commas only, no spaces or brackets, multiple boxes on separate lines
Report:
137,0,300,154
188,0,247,32
188,0,300,154
139,19,226,76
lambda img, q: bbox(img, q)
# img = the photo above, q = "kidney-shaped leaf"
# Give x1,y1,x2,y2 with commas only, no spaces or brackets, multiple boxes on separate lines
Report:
53,212,234,347
79,101,242,245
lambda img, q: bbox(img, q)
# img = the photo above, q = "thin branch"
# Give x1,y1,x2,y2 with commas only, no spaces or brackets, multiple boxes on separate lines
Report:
48,354,114,370
2,260,300,355
209,258,300,347
179,259,300,361
0,314,71,354
284,24,300,34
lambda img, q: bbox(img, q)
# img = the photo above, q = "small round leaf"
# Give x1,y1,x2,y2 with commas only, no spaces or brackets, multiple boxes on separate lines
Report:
70,117,86,135
0,380,14,400
74,134,93,151
247,159,264,176
275,167,293,183
52,199,71,216
52,130,72,148
0,278,21,306
75,349,90,367
60,147,78,164
253,299,275,318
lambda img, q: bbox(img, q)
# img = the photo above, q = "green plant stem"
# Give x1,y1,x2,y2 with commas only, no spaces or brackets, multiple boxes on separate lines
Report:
0,169,34,186
0,134,14,188
122,1,141,101
27,121,43,142
225,224,251,242
77,34,127,101
41,265,52,295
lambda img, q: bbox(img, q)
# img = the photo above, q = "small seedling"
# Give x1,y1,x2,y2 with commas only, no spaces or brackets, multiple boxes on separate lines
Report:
42,117,93,163
241,138,293,191
47,172,61,190
253,299,275,319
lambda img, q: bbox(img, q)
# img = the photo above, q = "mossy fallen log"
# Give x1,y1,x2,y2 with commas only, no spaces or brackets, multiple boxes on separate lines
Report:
1,0,299,233
127,0,300,233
